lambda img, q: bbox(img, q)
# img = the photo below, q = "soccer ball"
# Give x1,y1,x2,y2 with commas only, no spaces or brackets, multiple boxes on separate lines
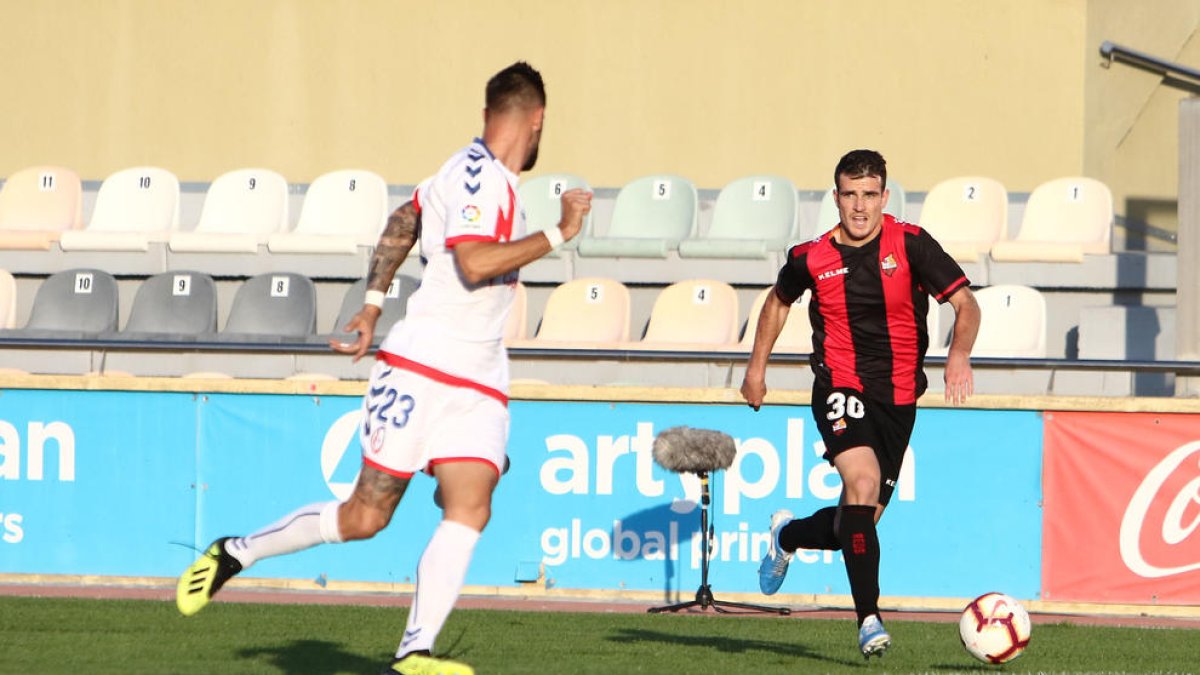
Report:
959,592,1032,664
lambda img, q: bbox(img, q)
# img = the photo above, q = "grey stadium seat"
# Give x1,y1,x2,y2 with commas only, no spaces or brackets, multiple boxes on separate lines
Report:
5,268,118,337
120,271,217,340
319,275,418,345
219,272,316,342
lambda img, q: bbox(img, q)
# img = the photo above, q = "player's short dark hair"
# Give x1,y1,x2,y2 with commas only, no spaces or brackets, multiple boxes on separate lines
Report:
834,149,887,190
486,61,546,113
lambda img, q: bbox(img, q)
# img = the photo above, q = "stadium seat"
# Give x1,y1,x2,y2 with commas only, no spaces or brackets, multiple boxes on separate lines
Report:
969,284,1047,357
169,168,289,253
59,167,180,252
2,268,118,336
635,279,739,349
989,177,1112,263
220,272,316,341
0,165,83,250
736,287,812,353
519,174,592,257
0,269,15,329
924,299,949,357
120,271,217,339
504,282,528,341
577,175,697,258
513,277,631,348
917,176,1008,264
325,275,419,344
267,169,389,254
811,180,907,239
678,175,798,259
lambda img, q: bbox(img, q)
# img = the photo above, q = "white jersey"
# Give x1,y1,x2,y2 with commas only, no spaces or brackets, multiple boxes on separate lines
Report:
379,138,525,400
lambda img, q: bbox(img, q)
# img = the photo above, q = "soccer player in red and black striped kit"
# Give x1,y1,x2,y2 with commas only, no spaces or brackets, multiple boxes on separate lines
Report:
741,149,981,659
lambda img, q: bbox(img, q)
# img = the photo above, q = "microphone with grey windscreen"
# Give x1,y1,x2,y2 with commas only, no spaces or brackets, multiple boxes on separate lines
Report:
646,425,790,616
652,426,737,474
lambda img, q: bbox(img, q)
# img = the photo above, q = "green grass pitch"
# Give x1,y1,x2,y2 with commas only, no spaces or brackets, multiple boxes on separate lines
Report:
1,596,1196,674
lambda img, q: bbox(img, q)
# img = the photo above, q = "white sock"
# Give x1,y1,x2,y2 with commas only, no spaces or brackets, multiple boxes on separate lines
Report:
396,520,481,658
226,500,343,569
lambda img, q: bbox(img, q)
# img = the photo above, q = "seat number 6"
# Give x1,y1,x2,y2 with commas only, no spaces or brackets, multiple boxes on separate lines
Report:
825,392,865,420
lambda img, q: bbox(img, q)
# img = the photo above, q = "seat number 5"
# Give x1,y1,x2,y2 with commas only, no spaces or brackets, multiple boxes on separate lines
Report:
825,392,865,420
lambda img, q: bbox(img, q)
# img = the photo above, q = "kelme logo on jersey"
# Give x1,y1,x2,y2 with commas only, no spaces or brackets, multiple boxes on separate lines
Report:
881,253,898,277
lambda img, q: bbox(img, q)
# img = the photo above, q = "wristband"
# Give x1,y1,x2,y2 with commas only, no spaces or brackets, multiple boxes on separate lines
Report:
543,227,565,249
364,290,386,308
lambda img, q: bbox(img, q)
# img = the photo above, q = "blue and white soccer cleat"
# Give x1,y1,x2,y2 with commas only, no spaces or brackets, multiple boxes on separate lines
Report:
757,509,794,595
858,614,892,659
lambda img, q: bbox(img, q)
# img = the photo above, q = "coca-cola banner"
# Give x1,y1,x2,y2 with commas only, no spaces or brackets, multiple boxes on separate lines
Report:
1042,411,1200,604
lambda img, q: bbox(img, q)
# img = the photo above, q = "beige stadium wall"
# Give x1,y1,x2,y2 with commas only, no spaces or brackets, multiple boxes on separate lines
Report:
1,0,1176,207
1085,0,1200,242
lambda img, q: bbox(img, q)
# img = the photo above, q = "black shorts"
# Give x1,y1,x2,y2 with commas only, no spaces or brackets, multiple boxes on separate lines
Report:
811,384,917,506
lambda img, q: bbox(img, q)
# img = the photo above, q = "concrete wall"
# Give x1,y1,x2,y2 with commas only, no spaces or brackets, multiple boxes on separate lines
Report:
0,0,1194,232
1084,0,1200,245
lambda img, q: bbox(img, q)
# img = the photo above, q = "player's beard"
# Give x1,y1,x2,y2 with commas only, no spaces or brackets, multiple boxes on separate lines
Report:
522,131,541,171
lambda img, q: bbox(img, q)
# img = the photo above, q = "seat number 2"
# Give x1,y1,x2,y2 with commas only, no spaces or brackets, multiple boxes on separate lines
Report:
825,392,865,420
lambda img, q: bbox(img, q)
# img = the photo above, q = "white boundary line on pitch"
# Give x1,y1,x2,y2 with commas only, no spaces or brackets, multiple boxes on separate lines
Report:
2,573,1198,621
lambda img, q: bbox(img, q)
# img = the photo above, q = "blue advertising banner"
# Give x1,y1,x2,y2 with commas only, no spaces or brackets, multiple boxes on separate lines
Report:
502,402,1044,600
0,389,1044,602
0,389,197,576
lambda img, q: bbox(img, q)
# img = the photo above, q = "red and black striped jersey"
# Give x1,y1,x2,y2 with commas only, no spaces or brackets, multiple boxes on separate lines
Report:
775,215,969,405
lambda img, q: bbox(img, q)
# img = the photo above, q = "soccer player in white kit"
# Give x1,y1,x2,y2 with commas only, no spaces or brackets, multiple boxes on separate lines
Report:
176,62,592,675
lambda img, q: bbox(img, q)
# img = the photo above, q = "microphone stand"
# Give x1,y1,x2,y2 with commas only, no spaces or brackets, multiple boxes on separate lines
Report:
648,470,790,615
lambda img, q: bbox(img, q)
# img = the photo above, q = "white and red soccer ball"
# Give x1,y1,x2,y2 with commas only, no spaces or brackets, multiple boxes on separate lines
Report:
959,592,1032,664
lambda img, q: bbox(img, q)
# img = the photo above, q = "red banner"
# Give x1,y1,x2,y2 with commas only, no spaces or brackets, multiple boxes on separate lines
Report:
1043,411,1200,604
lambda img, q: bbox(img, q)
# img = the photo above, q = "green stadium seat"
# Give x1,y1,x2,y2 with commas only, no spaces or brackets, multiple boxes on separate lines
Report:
577,174,697,258
519,173,592,257
678,175,797,259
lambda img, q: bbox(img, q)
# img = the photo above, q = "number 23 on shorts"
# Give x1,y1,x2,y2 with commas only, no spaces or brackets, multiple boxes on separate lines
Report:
367,383,416,429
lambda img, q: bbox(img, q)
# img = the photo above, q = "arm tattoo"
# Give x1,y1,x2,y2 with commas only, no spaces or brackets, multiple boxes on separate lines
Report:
351,465,410,509
367,201,420,293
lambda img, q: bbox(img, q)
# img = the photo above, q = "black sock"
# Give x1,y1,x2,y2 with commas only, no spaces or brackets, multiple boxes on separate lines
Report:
778,506,839,551
838,504,880,626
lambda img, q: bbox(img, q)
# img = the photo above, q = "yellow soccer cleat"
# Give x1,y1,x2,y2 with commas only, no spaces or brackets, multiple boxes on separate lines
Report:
381,653,475,675
176,537,243,617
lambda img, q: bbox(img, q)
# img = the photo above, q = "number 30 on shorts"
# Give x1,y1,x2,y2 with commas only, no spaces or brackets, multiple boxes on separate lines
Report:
825,391,865,420
367,383,416,428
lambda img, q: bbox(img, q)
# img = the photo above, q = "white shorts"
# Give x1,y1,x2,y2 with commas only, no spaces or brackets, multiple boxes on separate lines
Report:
359,358,509,478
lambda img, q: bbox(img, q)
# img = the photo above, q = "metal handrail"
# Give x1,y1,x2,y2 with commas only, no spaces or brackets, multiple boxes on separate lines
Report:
2,336,1200,376
1100,40,1200,86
